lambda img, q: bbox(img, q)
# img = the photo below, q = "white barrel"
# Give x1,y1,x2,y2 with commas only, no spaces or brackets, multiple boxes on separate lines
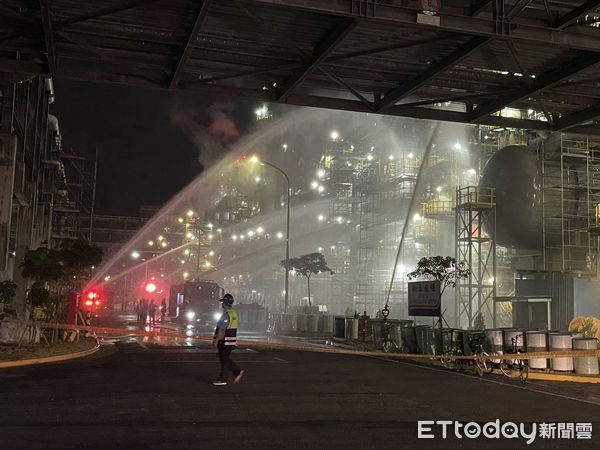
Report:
308,314,319,332
525,331,548,369
503,329,525,352
573,338,599,375
486,329,504,364
549,332,574,371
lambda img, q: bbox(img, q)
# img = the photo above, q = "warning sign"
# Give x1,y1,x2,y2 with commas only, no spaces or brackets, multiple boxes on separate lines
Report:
408,281,441,316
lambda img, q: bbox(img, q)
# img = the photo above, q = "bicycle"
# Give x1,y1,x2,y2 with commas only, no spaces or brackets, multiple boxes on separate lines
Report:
440,345,467,371
380,323,399,353
469,336,494,377
499,334,529,381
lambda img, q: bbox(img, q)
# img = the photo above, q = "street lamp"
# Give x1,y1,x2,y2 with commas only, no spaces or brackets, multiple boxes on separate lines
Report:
250,155,291,312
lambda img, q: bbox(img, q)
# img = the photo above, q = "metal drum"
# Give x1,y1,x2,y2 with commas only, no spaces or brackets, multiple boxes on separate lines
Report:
503,329,526,352
416,326,431,354
451,329,464,352
485,329,504,363
345,318,359,340
439,328,454,354
308,315,319,332
400,326,418,353
321,315,334,333
549,332,574,371
297,315,308,333
525,331,548,369
573,338,599,375
428,329,444,355
282,314,297,332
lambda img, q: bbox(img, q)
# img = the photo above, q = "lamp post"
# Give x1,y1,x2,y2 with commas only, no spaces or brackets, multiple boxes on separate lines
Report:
250,156,291,312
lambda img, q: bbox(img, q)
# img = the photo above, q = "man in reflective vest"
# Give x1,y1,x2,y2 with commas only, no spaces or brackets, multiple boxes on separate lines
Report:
212,293,244,386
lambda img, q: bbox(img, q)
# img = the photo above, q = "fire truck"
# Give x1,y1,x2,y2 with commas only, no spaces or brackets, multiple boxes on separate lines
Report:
169,280,224,328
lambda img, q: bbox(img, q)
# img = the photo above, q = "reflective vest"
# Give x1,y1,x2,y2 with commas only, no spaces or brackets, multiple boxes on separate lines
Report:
221,309,238,346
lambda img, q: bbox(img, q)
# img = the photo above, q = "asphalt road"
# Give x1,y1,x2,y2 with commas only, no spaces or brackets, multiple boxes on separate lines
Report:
1,319,600,449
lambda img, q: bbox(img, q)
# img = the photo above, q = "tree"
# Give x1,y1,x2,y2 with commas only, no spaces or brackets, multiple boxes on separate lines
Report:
474,312,486,330
0,280,16,324
407,256,470,325
20,239,103,329
20,247,62,282
0,280,16,304
282,253,334,308
21,239,103,290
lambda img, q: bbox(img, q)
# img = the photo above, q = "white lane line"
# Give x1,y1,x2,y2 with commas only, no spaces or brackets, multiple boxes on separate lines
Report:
272,356,288,363
364,355,600,407
244,348,259,353
138,342,149,350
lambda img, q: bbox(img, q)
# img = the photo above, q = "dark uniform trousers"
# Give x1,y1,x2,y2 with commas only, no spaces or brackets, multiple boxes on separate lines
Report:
218,342,241,380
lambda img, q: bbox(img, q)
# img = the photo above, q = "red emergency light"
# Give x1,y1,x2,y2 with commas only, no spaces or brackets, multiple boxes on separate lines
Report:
83,289,101,308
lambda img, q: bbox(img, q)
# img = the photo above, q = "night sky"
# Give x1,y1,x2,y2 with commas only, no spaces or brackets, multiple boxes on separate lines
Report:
51,80,253,216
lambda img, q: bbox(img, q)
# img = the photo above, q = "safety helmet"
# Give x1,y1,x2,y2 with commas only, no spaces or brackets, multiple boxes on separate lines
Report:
221,293,234,306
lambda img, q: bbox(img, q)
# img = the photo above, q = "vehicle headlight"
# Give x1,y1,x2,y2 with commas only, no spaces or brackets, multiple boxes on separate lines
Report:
213,312,222,321
186,311,195,320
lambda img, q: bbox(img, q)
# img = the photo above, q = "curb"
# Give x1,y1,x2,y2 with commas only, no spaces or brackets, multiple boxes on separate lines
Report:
364,353,600,384
486,368,600,384
0,340,100,369
525,371,600,384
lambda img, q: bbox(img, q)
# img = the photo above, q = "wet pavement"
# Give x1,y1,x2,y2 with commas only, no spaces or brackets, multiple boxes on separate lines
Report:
0,314,599,449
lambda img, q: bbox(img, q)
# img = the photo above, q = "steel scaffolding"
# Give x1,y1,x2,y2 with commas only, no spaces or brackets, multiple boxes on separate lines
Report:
321,138,359,314
542,134,600,276
455,186,496,328
355,156,417,316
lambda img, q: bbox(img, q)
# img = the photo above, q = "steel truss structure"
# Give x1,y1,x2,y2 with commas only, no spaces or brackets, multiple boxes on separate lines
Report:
455,186,497,328
1,1,600,133
542,133,600,275
321,137,358,314
355,156,416,315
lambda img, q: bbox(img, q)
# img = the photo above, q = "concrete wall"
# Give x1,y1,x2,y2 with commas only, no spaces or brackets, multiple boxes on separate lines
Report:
0,76,56,314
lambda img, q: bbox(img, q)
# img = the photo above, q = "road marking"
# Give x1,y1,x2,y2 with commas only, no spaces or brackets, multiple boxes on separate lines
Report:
272,356,288,363
137,348,257,354
365,355,600,407
137,342,149,350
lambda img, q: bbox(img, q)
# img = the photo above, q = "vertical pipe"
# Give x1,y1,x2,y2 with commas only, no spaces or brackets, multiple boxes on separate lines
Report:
477,209,482,325
455,187,460,326
89,144,98,243
586,136,591,271
560,136,565,271
492,188,497,317
468,200,473,328
285,181,290,312
541,140,547,270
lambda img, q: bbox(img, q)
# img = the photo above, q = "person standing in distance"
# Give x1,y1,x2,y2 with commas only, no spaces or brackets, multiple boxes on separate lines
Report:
212,293,244,386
